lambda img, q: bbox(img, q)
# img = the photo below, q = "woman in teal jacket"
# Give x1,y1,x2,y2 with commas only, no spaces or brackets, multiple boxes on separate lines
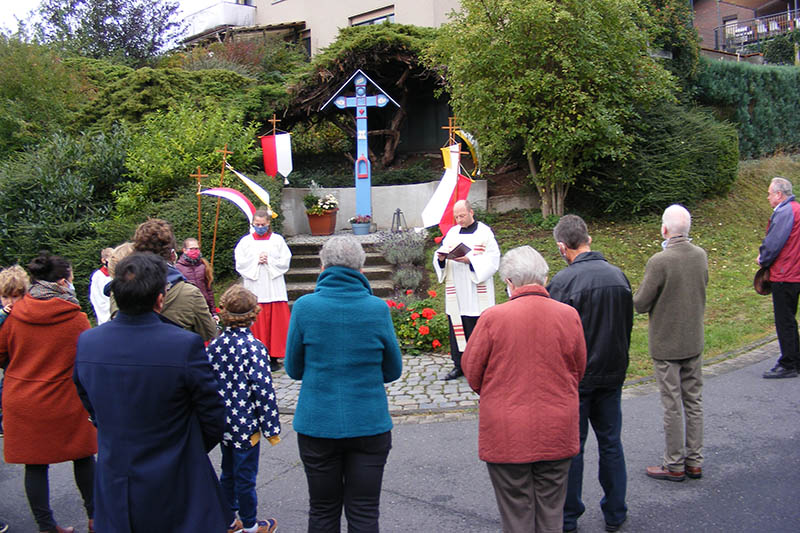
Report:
285,235,403,533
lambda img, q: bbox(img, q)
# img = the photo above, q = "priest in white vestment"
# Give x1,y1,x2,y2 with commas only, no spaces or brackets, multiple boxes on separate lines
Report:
234,207,292,371
434,200,500,380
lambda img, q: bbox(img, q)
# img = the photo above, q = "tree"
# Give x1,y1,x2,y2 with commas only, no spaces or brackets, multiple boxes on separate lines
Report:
645,0,701,96
427,0,677,216
290,24,438,167
33,0,184,66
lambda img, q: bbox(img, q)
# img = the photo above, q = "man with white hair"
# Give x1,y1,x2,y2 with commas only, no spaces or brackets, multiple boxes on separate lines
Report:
235,207,292,371
434,200,500,380
462,245,586,533
758,176,800,379
634,205,708,482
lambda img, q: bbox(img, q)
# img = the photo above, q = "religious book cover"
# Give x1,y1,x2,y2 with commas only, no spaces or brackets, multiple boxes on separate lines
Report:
437,242,471,260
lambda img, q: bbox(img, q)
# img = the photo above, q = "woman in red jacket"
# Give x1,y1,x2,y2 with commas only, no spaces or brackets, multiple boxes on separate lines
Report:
462,245,586,533
0,252,97,533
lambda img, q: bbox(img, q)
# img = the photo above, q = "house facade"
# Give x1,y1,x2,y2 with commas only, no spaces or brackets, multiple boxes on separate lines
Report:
692,0,800,52
183,0,461,54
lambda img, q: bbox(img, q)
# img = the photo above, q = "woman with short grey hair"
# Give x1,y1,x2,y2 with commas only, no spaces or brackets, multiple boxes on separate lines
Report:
320,235,367,271
499,245,549,288
286,235,403,532
462,245,586,533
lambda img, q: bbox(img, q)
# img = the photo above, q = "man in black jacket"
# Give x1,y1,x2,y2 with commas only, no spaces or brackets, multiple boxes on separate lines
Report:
547,215,632,533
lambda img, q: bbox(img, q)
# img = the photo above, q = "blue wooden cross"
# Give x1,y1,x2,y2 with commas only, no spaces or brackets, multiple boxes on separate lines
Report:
321,69,399,218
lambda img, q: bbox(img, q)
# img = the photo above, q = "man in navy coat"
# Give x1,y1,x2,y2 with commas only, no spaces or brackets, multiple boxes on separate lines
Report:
74,252,230,532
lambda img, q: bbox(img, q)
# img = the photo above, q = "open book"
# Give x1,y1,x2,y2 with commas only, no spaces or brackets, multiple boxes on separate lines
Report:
437,242,471,260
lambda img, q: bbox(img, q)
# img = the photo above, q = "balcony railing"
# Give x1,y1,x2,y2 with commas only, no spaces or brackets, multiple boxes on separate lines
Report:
715,10,800,51
184,1,256,39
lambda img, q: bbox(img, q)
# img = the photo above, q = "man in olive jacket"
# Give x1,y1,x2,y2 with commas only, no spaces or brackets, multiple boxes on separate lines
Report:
634,205,708,483
548,215,631,533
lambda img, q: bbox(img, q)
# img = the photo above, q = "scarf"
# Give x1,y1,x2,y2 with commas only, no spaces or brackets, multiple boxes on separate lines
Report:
29,279,80,305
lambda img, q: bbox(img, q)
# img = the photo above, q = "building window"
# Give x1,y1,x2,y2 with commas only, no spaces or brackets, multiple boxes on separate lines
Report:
350,5,395,27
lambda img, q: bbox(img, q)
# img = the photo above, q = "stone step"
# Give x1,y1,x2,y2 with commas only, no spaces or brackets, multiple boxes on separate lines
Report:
288,279,394,301
286,265,394,283
288,241,382,256
290,252,388,269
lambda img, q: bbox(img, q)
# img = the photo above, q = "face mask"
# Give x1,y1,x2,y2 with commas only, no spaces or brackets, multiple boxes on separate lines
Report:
67,282,75,293
186,249,201,260
661,239,669,250
253,226,269,236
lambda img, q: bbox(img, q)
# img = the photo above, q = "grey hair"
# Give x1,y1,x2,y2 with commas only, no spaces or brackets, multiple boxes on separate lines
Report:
771,176,793,196
552,214,589,250
499,245,549,287
662,204,691,236
320,236,366,271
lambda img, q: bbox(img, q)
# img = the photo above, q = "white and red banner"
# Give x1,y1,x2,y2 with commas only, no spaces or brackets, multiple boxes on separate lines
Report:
199,187,256,225
421,143,473,239
260,132,293,179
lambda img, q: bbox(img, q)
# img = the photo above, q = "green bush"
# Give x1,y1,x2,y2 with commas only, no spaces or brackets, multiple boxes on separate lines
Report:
694,57,800,158
763,34,796,65
0,37,87,157
375,229,427,266
0,128,130,313
522,210,560,230
117,103,260,215
575,103,739,216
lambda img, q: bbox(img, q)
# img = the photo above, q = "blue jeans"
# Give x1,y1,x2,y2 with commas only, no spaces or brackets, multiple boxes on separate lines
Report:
220,442,261,528
564,386,627,530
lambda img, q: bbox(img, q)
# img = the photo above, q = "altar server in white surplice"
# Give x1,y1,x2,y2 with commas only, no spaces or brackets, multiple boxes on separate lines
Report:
234,207,292,371
434,200,500,380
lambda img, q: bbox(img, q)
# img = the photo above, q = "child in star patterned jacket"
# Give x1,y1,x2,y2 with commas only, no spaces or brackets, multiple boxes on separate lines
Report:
207,284,281,533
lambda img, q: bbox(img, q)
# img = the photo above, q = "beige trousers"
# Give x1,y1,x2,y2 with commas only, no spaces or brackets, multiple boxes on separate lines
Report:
486,458,572,533
652,354,704,471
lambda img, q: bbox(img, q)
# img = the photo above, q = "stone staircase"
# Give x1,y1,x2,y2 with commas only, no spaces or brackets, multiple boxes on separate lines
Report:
285,236,395,304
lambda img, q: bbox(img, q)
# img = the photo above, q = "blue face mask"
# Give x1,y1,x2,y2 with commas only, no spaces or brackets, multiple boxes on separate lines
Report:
253,225,269,236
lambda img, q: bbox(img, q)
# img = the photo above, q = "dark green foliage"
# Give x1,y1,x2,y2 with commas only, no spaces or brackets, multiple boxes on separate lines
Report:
290,24,439,166
694,58,800,158
0,128,130,311
575,103,739,216
644,0,701,98
763,34,796,65
522,210,560,230
73,67,259,132
0,36,87,157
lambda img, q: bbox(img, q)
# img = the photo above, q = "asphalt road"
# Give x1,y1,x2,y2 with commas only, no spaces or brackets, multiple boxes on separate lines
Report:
1,353,798,532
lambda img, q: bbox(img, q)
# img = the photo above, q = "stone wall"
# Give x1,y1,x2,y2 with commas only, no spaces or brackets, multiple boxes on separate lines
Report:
280,180,488,236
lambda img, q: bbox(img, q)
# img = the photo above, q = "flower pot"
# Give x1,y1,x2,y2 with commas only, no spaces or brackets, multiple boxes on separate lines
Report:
351,222,371,235
307,209,338,236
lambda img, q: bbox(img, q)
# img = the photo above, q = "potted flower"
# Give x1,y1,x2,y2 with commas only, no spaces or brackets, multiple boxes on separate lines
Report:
303,187,339,236
349,214,372,235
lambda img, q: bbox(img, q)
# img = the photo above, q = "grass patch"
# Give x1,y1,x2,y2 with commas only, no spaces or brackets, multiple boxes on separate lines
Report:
426,154,800,379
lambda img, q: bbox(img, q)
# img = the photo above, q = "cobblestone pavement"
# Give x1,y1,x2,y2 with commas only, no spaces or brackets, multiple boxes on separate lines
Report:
273,336,779,424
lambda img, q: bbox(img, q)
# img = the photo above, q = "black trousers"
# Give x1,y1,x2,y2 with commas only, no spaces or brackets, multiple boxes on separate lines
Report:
297,431,392,533
772,281,800,370
25,456,95,531
447,315,479,371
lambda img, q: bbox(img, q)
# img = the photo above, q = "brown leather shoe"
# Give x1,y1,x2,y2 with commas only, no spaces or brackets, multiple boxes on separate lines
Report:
686,465,702,479
646,465,685,481
88,518,96,533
